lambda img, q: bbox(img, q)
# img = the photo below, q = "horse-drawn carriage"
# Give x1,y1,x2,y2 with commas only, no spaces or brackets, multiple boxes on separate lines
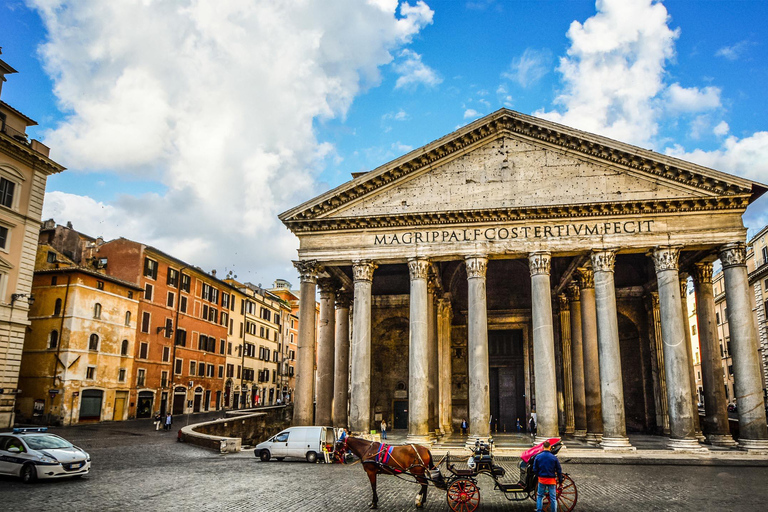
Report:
338,435,577,511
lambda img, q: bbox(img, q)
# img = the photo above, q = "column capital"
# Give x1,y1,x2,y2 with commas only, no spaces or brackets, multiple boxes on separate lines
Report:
567,283,581,301
558,293,569,309
293,260,322,283
576,267,594,289
718,243,747,269
591,249,616,273
335,292,353,309
352,260,377,282
408,257,430,281
528,251,551,276
317,278,337,296
692,262,713,284
651,246,681,273
465,255,488,279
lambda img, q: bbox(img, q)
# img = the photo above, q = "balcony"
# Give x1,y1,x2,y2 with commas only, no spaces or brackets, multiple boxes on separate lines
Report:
0,122,51,156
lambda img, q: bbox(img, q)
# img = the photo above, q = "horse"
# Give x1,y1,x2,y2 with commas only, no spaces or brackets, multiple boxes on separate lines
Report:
338,436,445,509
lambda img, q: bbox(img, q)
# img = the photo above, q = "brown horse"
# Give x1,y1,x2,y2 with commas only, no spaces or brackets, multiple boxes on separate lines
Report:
338,436,445,509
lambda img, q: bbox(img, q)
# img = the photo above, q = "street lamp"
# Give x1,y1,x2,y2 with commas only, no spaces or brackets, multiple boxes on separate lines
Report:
11,293,35,306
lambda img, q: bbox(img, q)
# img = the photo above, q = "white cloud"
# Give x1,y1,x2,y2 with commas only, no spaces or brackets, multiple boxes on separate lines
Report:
463,108,481,119
535,0,679,147
664,83,721,113
665,132,768,184
392,141,413,153
393,48,442,89
715,40,751,61
33,0,434,280
713,121,729,137
502,48,552,88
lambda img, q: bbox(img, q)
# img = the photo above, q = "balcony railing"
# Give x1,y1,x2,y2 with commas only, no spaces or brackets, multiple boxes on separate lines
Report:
0,122,30,144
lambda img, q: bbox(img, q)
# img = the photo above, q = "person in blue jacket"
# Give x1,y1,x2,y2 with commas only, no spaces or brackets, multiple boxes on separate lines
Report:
532,440,563,512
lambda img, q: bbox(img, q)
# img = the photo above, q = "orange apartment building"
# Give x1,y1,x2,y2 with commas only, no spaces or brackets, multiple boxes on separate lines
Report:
95,238,232,417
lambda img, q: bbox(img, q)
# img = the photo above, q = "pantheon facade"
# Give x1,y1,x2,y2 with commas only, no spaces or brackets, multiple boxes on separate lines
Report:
280,109,768,452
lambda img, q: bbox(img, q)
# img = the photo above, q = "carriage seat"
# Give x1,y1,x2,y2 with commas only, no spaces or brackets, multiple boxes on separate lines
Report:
452,468,476,477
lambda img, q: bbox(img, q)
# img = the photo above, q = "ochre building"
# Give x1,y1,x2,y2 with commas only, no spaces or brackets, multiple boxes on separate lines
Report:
280,109,768,452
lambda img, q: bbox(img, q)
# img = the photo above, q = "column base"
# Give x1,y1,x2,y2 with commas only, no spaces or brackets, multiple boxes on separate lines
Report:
464,435,490,449
407,434,434,446
705,433,738,447
442,423,453,435
434,429,443,438
738,438,768,454
573,429,587,439
585,432,603,446
564,427,575,437
600,436,635,451
694,430,707,443
666,438,709,453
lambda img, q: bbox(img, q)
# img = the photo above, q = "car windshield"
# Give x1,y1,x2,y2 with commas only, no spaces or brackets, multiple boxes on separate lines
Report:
23,434,73,450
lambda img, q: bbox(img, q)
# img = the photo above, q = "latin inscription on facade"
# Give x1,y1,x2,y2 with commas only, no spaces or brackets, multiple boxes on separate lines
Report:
374,220,654,246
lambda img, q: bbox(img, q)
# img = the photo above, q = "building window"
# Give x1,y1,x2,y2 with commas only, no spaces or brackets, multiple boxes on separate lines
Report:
181,273,191,292
164,318,173,338
97,280,104,290
137,368,146,387
190,361,196,375
139,342,149,359
167,268,179,288
118,368,126,382
207,365,214,378
175,328,187,347
175,358,183,375
121,339,129,356
145,283,153,301
125,311,131,326
728,364,733,376
86,366,96,380
218,365,224,379
0,177,16,208
54,298,62,316
716,312,720,324
227,342,232,355
180,296,188,313
46,250,56,262
161,371,169,388
128,291,133,299
220,339,225,355
762,246,768,263
167,291,175,308
49,330,59,349
162,346,170,362
94,303,102,319
198,363,205,377
143,257,158,279
88,334,99,351
51,276,57,286
141,312,151,333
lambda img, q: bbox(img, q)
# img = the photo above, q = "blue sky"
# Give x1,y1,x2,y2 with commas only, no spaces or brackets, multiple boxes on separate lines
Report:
2,0,767,283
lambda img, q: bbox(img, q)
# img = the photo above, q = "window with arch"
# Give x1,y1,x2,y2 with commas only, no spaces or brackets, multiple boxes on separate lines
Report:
94,303,102,319
121,339,129,356
89,333,99,351
125,311,131,326
54,298,62,316
49,330,59,349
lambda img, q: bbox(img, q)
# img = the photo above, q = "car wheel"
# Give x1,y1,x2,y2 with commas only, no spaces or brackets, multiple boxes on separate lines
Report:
259,450,271,462
275,457,285,461
21,464,37,484
306,451,318,463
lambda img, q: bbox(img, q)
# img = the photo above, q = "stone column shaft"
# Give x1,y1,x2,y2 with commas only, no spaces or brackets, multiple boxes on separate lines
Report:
440,298,454,434
428,281,440,436
648,292,670,434
719,244,768,450
652,247,703,451
292,260,321,426
559,294,575,435
692,263,735,446
569,285,587,437
332,295,351,428
578,268,603,443
349,260,376,434
530,252,558,441
591,250,633,450
315,280,336,426
408,258,431,443
679,276,704,441
466,256,491,439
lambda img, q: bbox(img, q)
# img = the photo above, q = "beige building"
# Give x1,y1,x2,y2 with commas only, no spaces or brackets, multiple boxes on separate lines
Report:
0,51,65,427
17,243,142,424
281,109,768,452
747,226,768,395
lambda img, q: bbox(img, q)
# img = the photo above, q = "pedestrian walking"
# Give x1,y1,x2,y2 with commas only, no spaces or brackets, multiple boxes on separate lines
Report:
461,418,468,435
532,440,563,512
529,416,537,436
380,419,388,440
164,412,173,431
516,417,522,433
154,412,162,431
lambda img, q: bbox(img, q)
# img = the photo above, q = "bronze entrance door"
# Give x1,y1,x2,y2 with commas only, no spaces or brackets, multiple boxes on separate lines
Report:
488,330,526,433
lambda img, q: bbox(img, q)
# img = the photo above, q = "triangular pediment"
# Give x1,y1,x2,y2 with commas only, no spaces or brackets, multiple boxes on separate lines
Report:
280,109,766,232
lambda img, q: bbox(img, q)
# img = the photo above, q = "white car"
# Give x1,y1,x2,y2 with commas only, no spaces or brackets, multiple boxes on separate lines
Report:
0,428,91,483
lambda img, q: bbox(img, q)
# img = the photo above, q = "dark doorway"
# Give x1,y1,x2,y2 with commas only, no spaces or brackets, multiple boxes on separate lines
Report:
136,391,153,418
393,400,408,429
160,392,168,417
488,330,526,433
193,389,203,412
79,389,103,422
173,388,186,415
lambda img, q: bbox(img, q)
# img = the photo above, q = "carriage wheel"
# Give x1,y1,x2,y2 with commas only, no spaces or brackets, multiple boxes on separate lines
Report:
541,475,578,512
446,478,480,512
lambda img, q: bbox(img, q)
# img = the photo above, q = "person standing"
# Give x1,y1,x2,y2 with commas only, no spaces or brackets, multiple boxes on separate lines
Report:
164,412,173,431
460,418,468,435
516,418,522,433
532,440,563,512
380,419,387,440
529,416,537,436
154,412,162,431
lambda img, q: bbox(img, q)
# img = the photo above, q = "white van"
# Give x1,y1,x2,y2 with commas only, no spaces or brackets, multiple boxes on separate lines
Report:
255,426,335,463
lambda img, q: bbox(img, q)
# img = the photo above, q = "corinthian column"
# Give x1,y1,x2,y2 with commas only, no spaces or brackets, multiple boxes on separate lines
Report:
558,294,575,436
578,267,603,444
332,293,352,428
652,247,705,451
719,243,768,451
292,260,321,426
315,279,336,426
428,276,440,437
529,252,558,441
349,260,376,434
439,296,454,434
591,250,633,450
407,258,431,443
568,284,587,438
466,255,491,439
679,275,705,442
691,263,736,446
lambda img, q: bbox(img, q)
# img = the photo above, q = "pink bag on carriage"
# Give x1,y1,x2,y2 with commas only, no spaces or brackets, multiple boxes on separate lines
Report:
521,437,561,463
